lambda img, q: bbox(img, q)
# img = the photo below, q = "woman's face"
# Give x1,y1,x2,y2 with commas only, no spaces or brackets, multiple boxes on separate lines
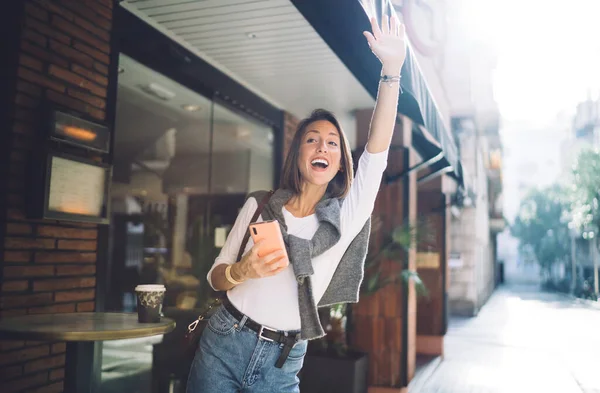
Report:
297,120,342,188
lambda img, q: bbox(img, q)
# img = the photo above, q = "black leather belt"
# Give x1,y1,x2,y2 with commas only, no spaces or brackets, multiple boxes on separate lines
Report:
223,298,301,368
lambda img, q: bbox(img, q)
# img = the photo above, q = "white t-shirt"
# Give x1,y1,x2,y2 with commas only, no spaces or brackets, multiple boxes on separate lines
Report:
207,147,389,331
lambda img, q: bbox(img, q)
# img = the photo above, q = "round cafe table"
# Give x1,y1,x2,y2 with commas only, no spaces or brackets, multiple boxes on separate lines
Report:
0,312,176,393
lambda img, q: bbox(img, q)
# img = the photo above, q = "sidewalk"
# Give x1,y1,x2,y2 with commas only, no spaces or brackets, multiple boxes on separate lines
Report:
410,284,600,393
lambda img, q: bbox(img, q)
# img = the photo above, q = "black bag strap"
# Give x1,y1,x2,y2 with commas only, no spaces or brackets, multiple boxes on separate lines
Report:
186,190,274,336
236,190,274,262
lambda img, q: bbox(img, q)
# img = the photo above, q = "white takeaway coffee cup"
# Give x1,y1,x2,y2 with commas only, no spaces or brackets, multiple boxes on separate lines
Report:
134,284,166,323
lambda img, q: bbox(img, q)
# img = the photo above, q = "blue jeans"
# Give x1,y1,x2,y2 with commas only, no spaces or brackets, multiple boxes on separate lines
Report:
186,304,307,393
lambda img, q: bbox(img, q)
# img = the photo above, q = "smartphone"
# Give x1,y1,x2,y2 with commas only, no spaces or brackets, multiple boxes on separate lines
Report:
248,220,288,259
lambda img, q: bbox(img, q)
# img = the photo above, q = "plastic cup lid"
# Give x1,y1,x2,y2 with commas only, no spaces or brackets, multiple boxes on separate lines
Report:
135,284,166,292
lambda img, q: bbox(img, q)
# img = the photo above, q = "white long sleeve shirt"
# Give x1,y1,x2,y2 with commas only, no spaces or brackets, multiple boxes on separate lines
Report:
207,148,389,331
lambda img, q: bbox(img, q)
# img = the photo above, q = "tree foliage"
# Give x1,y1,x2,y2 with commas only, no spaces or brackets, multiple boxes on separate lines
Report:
510,149,600,288
511,184,571,270
570,148,600,235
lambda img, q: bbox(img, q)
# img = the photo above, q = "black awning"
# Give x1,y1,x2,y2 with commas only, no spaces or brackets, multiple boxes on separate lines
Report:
291,0,462,184
402,48,461,182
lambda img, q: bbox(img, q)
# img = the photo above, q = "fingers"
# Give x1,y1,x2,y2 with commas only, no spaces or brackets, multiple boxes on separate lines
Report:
242,244,290,279
261,249,288,265
370,14,401,40
268,257,288,271
250,239,265,256
382,14,390,35
370,16,382,40
363,31,376,48
265,265,287,277
262,250,289,274
249,253,288,278
263,258,289,276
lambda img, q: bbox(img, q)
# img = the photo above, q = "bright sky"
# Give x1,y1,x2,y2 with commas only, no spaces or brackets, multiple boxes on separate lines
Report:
461,0,600,125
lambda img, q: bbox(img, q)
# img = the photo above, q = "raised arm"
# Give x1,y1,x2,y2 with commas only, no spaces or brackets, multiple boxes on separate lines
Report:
337,15,408,234
363,14,407,154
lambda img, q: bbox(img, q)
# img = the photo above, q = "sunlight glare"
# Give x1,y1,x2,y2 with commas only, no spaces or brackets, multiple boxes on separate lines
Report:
462,0,600,124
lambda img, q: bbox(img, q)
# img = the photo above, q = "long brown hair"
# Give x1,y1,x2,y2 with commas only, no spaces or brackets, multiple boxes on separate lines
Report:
280,109,354,198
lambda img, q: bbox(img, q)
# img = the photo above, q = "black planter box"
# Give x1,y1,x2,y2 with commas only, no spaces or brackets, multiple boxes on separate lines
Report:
299,350,368,393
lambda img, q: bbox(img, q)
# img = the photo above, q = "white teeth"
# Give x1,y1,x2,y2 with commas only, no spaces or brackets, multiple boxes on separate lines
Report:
311,158,329,166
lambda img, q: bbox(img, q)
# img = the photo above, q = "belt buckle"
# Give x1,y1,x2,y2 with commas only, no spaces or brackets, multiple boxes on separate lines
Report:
258,325,276,342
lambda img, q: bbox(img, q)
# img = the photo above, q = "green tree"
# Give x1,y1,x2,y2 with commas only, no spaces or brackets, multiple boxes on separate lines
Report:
570,149,600,234
570,148,600,297
511,185,571,275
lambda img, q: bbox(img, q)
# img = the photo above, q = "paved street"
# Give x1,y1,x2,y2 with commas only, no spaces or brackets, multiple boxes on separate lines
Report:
412,284,600,393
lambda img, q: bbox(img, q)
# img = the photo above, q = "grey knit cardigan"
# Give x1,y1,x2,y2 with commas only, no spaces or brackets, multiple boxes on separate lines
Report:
248,189,371,340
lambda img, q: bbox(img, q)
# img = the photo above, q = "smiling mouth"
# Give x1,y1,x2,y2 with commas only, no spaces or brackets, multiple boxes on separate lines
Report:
311,158,329,169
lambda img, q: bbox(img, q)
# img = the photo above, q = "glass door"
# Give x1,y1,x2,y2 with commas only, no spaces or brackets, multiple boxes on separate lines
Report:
109,55,276,314
103,53,276,393
185,100,275,306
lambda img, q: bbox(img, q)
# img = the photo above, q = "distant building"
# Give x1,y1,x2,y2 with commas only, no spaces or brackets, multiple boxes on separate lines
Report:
413,1,504,317
560,97,600,183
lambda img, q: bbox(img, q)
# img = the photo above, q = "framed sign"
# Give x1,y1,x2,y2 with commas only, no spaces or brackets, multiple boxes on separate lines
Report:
31,151,112,224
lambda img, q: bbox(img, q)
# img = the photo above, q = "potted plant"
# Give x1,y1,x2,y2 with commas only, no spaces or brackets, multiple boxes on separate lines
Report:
299,215,433,393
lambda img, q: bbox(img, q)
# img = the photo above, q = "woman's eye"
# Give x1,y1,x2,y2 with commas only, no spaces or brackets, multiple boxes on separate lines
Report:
329,141,338,146
306,138,316,143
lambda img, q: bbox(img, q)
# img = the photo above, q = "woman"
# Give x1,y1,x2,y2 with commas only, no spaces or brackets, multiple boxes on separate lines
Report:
187,14,407,393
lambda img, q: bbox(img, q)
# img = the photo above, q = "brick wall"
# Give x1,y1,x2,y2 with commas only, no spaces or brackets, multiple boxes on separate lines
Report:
0,1,115,392
449,131,493,317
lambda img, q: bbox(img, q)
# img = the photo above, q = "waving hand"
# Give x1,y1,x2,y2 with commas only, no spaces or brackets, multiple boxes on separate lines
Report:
363,14,407,74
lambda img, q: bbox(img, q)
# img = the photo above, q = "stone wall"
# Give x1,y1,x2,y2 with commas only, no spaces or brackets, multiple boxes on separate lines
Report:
448,132,494,316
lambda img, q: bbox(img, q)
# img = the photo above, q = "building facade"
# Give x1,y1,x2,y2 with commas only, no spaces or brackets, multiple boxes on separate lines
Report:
560,97,600,182
0,1,470,392
396,0,503,316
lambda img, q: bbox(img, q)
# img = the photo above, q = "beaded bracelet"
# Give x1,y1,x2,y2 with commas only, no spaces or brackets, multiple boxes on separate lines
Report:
380,74,401,87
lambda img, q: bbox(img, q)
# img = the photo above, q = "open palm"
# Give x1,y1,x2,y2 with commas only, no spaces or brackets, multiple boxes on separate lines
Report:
363,15,407,72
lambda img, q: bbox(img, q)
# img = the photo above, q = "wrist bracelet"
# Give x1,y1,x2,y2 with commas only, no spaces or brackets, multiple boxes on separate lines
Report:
380,74,401,87
225,265,244,285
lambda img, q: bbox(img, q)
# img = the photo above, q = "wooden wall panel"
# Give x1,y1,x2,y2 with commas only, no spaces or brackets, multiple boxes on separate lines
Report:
416,190,446,337
352,137,417,387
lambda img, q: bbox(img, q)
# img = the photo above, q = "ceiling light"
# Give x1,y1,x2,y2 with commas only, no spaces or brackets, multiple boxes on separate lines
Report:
182,104,201,112
246,33,257,39
236,128,251,139
118,66,125,74
141,83,176,101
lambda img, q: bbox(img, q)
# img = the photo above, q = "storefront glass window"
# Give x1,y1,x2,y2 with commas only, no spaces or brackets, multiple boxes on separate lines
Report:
100,54,275,392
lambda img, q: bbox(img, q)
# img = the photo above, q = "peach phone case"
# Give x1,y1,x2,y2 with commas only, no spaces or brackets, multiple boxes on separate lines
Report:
248,220,288,259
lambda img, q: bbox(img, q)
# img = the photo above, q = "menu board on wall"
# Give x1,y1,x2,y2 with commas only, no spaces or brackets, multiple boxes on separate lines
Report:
44,154,110,223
